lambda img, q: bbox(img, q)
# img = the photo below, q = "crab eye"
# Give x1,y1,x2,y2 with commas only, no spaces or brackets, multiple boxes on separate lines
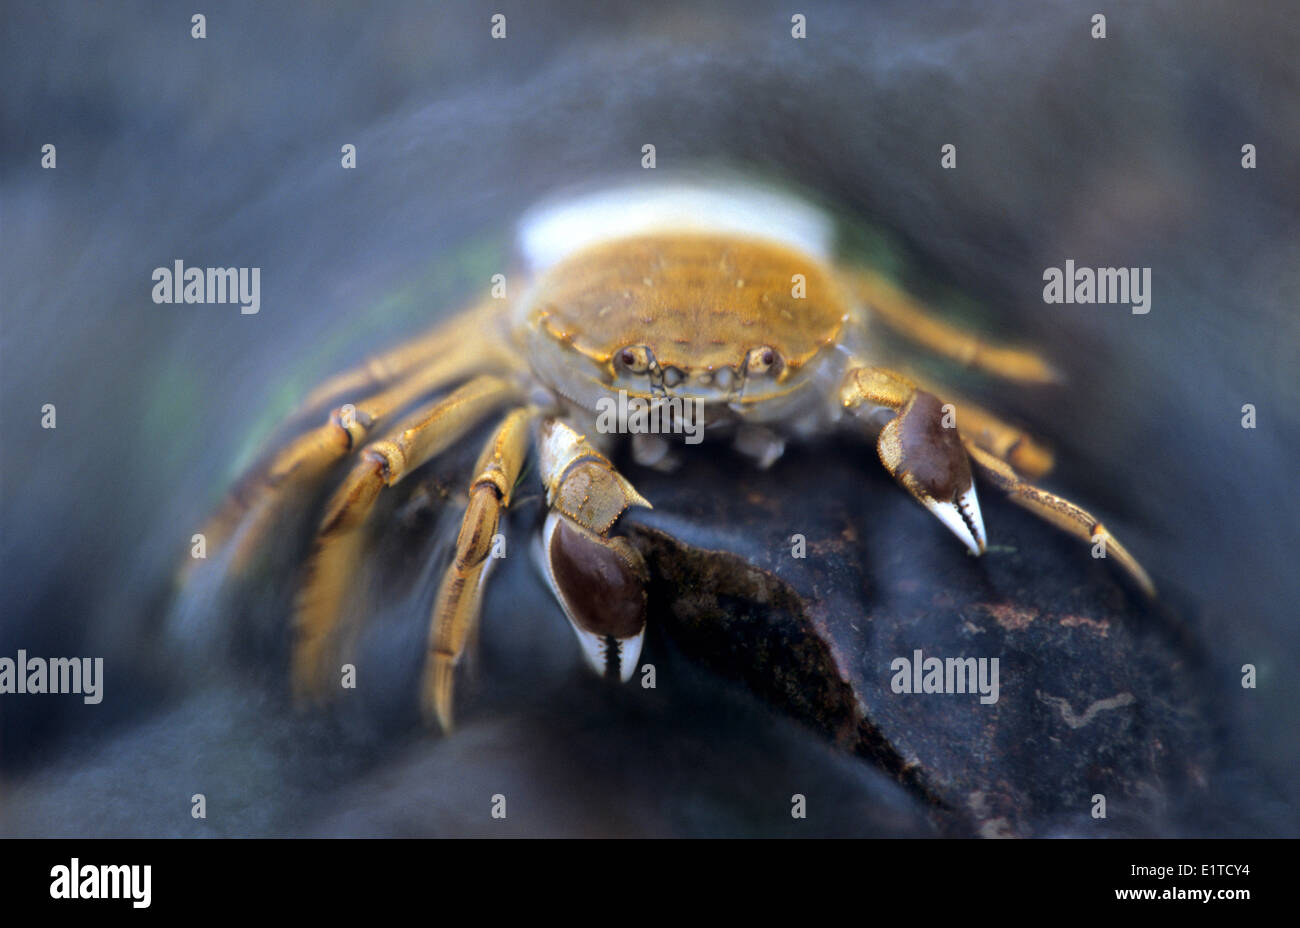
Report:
616,345,654,374
744,346,782,376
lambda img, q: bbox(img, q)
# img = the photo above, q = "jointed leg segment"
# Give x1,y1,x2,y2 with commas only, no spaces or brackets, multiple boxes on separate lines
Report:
903,371,1055,479
841,362,1154,595
962,439,1156,596
297,299,506,414
292,375,517,701
849,268,1060,385
423,407,533,731
187,302,516,579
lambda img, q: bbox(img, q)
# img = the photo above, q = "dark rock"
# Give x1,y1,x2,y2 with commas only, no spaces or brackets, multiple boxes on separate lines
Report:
624,437,1216,836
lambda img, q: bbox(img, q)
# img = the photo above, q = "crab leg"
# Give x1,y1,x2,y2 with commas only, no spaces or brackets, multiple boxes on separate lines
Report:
296,298,506,416
188,312,515,579
961,438,1156,597
848,268,1060,385
902,371,1055,478
422,407,533,732
842,365,989,556
534,420,653,686
841,363,1154,595
292,375,517,701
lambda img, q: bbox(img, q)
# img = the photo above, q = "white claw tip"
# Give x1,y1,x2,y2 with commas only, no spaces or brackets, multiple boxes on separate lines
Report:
572,627,644,682
925,485,987,556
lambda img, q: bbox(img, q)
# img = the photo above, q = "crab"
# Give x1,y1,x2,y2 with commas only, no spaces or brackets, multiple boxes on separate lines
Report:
184,180,1154,732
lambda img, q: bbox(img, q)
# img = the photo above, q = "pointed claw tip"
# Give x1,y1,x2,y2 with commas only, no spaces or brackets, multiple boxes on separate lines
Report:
423,694,455,734
571,626,645,683
924,485,987,558
422,658,457,733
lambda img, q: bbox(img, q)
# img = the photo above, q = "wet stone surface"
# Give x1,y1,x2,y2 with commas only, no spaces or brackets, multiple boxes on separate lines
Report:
623,436,1217,837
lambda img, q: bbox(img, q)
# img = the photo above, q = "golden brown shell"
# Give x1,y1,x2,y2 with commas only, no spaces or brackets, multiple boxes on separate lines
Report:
529,233,849,378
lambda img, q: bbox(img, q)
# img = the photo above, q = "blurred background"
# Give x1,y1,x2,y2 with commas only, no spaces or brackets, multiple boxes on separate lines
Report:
1,0,1296,836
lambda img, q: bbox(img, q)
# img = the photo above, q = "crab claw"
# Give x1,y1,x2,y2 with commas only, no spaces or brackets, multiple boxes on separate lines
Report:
920,484,987,556
878,390,987,556
538,512,648,682
535,420,652,682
